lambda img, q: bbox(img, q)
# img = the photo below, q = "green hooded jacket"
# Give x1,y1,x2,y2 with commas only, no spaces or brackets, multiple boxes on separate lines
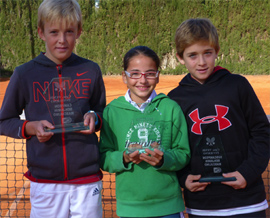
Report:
99,93,190,217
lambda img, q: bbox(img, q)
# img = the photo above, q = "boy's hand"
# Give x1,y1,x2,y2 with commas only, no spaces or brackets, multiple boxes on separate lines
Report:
25,120,54,143
123,150,142,165
80,112,96,134
140,148,164,167
185,174,210,192
221,171,247,189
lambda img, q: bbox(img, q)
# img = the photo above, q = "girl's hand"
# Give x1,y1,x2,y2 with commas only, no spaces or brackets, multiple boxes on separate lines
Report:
123,150,142,165
140,148,164,167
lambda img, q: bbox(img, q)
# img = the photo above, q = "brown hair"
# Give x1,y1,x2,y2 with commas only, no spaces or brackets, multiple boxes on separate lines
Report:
175,18,220,58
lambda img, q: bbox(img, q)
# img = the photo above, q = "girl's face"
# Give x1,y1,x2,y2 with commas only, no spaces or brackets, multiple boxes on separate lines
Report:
122,54,159,104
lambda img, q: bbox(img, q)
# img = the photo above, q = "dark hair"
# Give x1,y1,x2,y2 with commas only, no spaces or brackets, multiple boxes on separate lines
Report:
123,46,160,70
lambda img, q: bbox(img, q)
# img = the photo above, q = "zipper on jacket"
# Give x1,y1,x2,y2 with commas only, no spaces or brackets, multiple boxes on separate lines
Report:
57,65,68,180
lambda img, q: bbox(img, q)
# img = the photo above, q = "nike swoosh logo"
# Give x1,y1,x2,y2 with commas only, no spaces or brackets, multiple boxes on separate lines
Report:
77,71,88,77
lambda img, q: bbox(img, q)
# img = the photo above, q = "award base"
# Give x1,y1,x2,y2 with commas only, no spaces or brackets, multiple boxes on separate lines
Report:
126,147,158,154
126,143,163,154
199,176,236,183
44,122,89,133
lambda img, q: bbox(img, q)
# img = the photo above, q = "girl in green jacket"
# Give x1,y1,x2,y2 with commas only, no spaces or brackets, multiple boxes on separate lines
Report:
99,46,190,218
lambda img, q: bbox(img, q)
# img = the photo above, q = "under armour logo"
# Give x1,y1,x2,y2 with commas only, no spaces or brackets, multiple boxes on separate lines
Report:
189,105,232,135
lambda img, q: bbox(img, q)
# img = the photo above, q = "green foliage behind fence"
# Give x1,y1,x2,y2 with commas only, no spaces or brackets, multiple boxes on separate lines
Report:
0,0,269,76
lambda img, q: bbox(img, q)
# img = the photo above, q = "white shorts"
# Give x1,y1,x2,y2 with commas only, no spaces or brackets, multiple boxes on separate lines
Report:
30,181,103,218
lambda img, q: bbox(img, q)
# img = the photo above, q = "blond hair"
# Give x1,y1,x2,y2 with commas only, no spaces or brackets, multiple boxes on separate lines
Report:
175,18,220,58
38,0,82,31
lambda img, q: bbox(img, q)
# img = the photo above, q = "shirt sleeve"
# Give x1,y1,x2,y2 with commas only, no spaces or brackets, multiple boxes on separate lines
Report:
99,106,131,173
236,77,270,186
0,69,28,139
157,104,191,172
89,64,106,128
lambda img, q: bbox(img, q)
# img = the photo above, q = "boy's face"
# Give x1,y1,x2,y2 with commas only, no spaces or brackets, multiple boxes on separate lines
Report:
38,20,81,64
177,41,219,84
122,55,159,104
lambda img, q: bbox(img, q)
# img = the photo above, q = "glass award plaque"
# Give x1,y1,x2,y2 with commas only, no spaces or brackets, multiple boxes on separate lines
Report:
195,135,236,182
44,122,89,134
125,119,170,154
126,141,164,154
43,77,89,133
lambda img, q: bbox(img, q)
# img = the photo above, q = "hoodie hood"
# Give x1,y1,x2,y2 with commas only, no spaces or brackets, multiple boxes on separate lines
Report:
33,52,79,67
180,66,230,87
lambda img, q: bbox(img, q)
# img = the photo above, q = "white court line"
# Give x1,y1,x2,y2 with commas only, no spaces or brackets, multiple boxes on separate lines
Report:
4,180,30,218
